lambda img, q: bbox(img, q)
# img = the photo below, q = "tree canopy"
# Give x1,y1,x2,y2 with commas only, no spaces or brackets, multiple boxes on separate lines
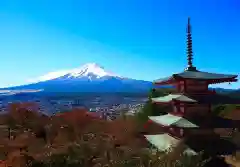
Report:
135,88,174,124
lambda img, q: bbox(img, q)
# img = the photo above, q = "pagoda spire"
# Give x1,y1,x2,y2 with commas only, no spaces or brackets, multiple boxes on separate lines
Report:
185,17,197,71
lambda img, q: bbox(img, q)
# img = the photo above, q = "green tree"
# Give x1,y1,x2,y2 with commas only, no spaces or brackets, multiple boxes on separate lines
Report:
135,88,173,124
212,104,240,117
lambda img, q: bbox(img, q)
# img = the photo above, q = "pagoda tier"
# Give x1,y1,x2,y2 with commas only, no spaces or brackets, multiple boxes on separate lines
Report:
154,71,238,86
149,114,198,128
152,94,197,103
144,133,237,156
149,117,239,139
144,134,197,155
151,93,240,105
151,93,240,118
149,113,240,128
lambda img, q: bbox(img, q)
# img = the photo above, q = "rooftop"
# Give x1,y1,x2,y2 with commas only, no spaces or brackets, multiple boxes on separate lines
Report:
151,93,240,104
144,134,197,155
148,113,240,128
145,133,237,156
149,114,198,128
154,70,237,85
151,94,196,103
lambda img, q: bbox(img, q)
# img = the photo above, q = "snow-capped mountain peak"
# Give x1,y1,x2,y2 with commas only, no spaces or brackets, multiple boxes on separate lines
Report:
67,63,119,79
7,62,153,93
27,63,122,83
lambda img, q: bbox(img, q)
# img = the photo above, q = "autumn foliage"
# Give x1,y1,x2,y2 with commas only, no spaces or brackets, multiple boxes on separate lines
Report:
0,102,207,167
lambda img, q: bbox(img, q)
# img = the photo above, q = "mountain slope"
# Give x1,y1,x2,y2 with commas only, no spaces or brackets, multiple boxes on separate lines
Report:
28,63,122,83
4,63,155,93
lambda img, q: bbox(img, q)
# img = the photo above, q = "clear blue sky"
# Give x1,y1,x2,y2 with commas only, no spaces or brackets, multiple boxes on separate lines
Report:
0,0,239,88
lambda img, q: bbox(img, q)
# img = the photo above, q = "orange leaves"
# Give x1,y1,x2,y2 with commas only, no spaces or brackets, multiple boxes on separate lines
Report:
54,108,101,129
7,102,43,126
104,118,139,146
0,102,159,166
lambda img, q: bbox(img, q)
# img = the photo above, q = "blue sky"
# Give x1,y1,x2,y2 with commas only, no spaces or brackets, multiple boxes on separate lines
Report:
0,0,240,88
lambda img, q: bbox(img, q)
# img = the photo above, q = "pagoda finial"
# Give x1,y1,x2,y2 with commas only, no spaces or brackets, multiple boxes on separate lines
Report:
185,17,197,71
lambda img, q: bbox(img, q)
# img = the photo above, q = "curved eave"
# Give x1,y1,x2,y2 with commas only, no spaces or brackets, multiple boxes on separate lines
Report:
174,99,196,103
176,71,238,83
153,76,176,85
207,77,238,84
175,76,238,84
152,100,196,105
151,94,197,104
144,134,198,155
144,134,180,152
155,71,238,84
152,101,171,105
149,114,199,128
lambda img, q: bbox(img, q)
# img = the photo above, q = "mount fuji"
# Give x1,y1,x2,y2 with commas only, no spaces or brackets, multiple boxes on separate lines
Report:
3,63,155,93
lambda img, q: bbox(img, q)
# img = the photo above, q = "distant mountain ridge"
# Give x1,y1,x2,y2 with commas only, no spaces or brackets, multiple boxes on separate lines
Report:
1,63,236,93
27,63,124,83
2,63,159,93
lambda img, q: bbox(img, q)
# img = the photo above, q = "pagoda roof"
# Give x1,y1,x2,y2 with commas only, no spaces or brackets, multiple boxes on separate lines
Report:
145,133,237,156
144,134,197,155
149,114,198,128
151,94,197,103
154,70,237,85
148,113,240,128
152,93,240,104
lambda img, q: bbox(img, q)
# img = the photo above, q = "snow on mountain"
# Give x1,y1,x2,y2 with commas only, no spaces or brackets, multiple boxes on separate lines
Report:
67,63,120,78
2,63,176,93
27,70,70,83
5,63,154,93
2,63,236,93
28,63,123,83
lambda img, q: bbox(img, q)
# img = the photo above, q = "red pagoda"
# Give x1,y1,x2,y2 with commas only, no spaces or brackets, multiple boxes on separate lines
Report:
145,18,239,156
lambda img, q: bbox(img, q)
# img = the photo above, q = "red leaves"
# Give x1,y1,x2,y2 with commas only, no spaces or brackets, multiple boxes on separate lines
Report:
0,102,151,165
7,102,42,125
54,108,100,128
104,118,139,146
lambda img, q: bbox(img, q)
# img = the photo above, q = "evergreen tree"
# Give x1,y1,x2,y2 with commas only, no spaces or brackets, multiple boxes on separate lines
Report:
135,88,173,124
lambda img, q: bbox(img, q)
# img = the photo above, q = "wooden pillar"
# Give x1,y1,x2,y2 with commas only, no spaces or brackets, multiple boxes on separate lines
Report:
179,103,185,114
183,80,187,93
177,83,180,92
169,127,184,138
172,101,182,114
